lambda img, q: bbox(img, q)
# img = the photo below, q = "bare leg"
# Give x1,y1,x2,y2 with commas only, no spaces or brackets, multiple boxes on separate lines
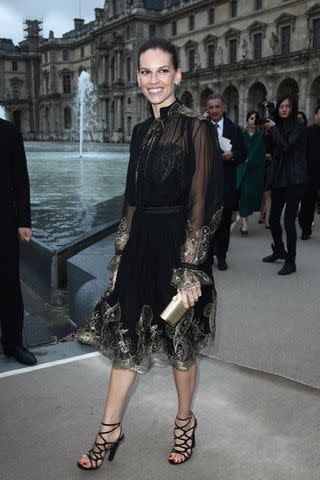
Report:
78,366,136,469
240,216,248,232
265,190,271,227
259,196,266,222
168,363,197,464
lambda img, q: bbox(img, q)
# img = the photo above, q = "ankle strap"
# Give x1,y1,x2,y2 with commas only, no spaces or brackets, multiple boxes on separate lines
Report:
176,411,193,422
101,421,121,427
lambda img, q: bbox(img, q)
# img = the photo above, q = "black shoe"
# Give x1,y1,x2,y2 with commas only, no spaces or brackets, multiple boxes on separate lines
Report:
217,258,228,271
262,243,286,263
301,232,311,240
3,344,37,366
77,422,124,470
278,262,296,275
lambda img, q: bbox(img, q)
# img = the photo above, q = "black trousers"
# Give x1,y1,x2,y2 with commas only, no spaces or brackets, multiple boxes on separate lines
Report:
0,215,24,350
298,184,319,235
270,185,305,263
212,206,233,260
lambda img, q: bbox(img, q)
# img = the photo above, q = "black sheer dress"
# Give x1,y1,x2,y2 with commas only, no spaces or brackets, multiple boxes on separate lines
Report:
77,100,223,373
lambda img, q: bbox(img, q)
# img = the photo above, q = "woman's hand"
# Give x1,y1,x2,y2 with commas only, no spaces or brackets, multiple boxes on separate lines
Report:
178,282,202,309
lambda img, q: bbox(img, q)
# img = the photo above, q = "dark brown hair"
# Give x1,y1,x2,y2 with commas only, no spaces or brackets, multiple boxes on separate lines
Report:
138,38,179,70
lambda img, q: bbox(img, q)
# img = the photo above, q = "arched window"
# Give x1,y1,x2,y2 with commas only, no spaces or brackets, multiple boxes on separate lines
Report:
64,106,72,129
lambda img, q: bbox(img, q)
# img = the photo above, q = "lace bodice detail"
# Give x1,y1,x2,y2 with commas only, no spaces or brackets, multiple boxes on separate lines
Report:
110,100,223,287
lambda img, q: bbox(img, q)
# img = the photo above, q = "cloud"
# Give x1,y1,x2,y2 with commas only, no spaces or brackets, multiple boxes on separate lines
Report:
42,11,75,38
0,1,99,44
0,5,24,44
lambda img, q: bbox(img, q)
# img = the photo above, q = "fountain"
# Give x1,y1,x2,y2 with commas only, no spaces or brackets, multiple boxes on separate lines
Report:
0,105,7,119
75,71,98,157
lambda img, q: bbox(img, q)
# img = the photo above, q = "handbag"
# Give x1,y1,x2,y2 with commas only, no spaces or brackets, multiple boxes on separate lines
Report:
160,294,187,327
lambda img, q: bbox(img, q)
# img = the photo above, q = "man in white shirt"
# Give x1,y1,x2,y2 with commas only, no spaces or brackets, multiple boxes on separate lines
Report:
205,94,247,270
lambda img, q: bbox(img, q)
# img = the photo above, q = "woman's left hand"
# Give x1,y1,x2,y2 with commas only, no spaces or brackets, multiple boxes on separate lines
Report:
179,282,202,309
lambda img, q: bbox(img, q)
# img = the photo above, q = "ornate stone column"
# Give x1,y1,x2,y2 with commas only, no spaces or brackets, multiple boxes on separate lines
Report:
299,69,309,117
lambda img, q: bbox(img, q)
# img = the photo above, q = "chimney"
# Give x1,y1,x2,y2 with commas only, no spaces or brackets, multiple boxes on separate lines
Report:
74,18,85,31
95,8,104,22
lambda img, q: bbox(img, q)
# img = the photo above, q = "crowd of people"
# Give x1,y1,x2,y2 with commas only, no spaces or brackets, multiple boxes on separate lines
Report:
1,36,319,472
205,94,320,276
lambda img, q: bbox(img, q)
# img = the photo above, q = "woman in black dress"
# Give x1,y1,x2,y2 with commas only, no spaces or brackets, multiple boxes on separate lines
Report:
77,38,223,469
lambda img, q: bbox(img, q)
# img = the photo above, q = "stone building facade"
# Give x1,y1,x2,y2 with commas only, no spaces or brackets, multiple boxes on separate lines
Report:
1,0,320,140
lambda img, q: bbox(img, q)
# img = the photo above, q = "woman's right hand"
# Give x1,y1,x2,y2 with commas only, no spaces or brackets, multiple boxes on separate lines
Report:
179,282,202,309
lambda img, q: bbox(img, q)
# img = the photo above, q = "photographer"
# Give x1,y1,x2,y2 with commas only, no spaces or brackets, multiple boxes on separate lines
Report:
262,95,309,275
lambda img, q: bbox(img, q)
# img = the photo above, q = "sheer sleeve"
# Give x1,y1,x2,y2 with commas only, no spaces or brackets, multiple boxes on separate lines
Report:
108,125,139,273
171,119,223,290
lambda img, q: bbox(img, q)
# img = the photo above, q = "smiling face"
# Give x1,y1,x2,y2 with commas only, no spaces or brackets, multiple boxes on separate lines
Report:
137,48,181,117
278,98,292,119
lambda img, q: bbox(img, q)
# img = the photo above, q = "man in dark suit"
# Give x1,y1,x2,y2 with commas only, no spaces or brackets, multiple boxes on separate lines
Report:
0,118,37,365
298,104,320,240
206,94,247,270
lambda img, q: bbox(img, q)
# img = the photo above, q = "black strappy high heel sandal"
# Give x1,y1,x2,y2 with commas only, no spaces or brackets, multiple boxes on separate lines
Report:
77,421,124,471
168,412,197,465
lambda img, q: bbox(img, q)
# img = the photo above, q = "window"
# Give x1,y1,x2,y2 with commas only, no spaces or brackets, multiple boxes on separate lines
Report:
111,57,115,82
64,107,72,129
12,61,18,71
127,116,132,136
189,15,194,31
229,39,237,64
62,74,71,94
281,25,291,55
126,25,131,39
253,33,262,59
44,52,48,63
255,0,263,9
44,74,49,94
188,49,195,71
149,25,156,38
63,49,69,61
80,46,84,58
208,44,215,70
126,57,131,82
171,21,177,36
313,18,320,49
208,7,215,25
231,0,237,18
11,79,20,99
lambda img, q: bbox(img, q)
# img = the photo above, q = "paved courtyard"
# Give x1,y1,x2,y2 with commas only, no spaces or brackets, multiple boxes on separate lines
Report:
1,210,319,480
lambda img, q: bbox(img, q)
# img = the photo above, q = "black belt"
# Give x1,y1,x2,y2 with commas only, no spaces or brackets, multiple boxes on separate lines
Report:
137,205,185,214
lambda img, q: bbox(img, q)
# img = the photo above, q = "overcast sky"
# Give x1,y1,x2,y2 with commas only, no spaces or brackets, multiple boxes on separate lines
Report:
0,1,103,44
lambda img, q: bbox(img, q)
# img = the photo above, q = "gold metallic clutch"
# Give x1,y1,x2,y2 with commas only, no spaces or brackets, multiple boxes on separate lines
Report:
160,294,188,327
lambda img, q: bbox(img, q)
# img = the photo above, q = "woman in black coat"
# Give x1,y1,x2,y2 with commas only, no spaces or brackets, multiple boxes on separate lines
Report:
262,95,309,275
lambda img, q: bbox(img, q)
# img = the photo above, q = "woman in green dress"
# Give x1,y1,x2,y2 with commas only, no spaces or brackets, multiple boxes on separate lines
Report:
236,111,266,234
